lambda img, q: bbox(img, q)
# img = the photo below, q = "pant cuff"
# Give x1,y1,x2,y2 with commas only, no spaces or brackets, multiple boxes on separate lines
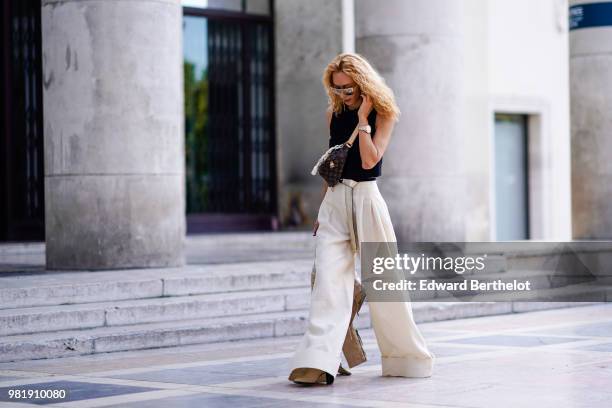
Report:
381,355,434,378
288,349,340,378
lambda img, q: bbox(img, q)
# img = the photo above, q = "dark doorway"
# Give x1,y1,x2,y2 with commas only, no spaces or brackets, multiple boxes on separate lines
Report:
182,3,277,233
0,0,45,242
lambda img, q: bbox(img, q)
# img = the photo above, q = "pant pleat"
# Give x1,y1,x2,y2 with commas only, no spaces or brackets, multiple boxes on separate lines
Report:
288,179,435,378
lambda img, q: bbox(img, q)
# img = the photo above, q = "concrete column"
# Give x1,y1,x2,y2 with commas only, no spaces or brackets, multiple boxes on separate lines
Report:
355,0,466,243
274,0,343,227
42,0,185,269
570,0,612,239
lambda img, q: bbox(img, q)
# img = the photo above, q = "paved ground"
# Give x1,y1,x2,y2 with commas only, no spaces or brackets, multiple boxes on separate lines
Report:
0,303,610,407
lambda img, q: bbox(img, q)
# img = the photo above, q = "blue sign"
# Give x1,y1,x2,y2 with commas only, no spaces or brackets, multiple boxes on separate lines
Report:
570,2,612,30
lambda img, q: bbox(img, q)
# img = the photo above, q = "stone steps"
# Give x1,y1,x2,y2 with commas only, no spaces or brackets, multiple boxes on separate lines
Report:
0,260,313,310
0,308,334,363
1,253,590,310
0,284,606,363
0,301,547,363
0,263,596,336
0,260,605,336
1,241,610,364
0,287,312,336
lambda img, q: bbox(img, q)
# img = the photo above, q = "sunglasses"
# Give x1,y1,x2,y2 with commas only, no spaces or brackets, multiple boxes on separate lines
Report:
330,86,356,96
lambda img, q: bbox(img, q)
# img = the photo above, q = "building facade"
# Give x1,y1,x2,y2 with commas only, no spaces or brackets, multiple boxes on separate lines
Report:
0,0,609,270
277,0,574,243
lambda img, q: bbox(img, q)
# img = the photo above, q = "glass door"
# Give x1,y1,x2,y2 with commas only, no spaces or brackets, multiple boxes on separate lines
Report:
183,3,276,232
494,114,530,240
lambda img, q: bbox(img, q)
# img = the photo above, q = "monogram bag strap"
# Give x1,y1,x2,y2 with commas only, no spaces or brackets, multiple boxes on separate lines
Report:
345,125,360,147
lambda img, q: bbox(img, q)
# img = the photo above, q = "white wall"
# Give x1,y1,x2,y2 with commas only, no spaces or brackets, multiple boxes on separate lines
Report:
486,0,571,240
462,0,490,241
273,0,572,240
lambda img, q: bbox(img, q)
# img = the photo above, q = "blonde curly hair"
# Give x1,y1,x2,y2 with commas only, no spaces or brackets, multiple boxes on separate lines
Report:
322,53,400,122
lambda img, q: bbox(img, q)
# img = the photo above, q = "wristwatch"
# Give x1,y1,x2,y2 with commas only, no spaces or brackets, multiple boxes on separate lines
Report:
358,124,371,134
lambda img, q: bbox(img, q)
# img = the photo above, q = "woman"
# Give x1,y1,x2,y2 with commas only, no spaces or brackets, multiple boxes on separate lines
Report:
288,53,435,385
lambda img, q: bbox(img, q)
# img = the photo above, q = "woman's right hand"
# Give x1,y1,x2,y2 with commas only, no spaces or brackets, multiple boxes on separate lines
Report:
313,219,320,236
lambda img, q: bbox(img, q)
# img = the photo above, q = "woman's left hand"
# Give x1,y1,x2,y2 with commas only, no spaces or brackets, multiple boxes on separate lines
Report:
358,93,373,120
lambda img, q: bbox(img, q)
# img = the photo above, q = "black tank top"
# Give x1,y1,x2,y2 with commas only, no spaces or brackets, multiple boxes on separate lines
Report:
329,105,381,181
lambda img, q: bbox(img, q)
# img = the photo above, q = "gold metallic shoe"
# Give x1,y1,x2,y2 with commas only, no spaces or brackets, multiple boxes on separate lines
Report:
289,367,334,385
337,364,352,376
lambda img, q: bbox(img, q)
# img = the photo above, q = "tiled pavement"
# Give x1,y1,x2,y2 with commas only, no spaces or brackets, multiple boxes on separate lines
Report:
0,303,610,408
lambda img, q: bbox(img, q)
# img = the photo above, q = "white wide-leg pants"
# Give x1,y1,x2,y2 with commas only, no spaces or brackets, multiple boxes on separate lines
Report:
288,178,435,378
